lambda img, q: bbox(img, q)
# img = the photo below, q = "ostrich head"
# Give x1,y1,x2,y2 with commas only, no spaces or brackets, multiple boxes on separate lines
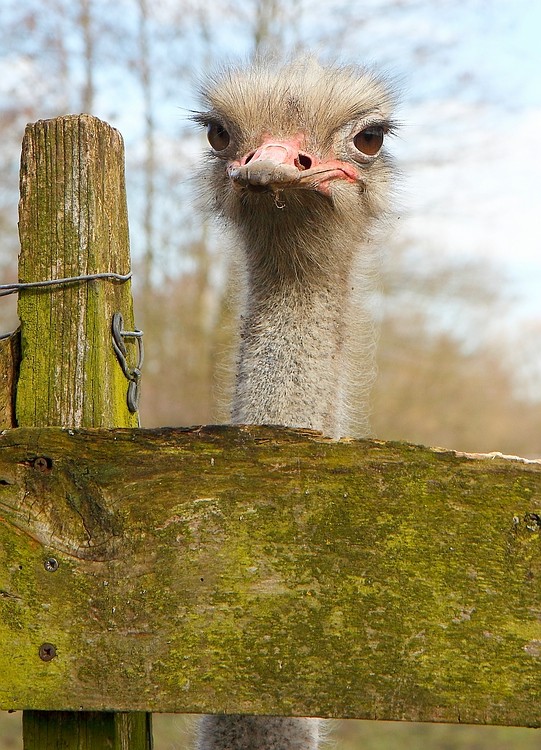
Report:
194,58,397,437
195,57,396,284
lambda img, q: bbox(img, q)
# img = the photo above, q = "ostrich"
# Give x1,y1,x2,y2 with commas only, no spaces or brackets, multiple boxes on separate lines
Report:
194,58,396,750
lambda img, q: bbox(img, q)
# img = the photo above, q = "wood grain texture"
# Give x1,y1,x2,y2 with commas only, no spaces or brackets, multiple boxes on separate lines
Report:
16,114,138,429
22,711,152,750
0,331,20,429
14,114,146,748
1,424,540,727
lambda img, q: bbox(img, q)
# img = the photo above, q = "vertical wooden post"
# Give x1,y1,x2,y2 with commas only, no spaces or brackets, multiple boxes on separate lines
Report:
23,712,153,750
17,115,151,748
16,114,140,428
0,331,19,428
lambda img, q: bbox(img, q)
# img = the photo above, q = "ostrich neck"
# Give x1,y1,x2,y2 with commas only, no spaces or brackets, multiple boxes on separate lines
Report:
232,239,354,439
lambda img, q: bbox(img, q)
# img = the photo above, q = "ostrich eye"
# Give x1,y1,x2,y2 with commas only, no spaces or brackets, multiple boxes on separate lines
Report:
353,126,384,157
207,122,230,151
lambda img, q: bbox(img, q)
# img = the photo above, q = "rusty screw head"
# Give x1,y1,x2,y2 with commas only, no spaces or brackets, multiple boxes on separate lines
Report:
39,643,57,662
44,557,59,572
525,513,541,532
33,456,52,472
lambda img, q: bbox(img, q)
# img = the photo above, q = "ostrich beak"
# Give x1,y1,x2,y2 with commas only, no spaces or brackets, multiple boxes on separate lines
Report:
228,139,359,195
228,141,305,189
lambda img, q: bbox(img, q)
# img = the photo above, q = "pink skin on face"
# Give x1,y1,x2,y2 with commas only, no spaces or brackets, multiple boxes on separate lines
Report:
227,135,360,197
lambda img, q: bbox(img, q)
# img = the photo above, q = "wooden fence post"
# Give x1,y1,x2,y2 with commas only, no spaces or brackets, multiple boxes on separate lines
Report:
0,331,19,428
16,115,152,748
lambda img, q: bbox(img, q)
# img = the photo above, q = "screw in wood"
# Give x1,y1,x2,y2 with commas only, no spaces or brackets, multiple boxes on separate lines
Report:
39,643,57,662
525,513,541,532
33,456,52,472
44,557,59,572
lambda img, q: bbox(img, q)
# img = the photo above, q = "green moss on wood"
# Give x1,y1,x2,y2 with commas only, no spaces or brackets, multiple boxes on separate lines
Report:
14,114,145,746
0,332,20,429
0,425,540,726
16,115,138,429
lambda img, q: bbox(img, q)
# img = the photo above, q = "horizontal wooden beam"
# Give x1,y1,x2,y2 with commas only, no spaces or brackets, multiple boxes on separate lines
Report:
0,425,540,726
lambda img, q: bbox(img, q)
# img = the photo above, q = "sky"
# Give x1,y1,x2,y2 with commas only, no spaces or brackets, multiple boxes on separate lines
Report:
172,0,541,323
383,0,541,320
0,0,539,327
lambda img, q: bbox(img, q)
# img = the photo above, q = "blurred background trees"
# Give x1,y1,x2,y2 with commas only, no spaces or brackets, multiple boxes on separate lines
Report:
0,0,539,746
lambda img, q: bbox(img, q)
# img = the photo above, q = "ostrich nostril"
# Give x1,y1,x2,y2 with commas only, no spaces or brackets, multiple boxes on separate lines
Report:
243,151,255,165
296,153,312,170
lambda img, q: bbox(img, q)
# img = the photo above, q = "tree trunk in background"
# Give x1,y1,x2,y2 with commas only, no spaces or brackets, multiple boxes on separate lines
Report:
79,0,95,112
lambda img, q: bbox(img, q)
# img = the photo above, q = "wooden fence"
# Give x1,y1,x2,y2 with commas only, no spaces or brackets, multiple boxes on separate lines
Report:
1,115,541,749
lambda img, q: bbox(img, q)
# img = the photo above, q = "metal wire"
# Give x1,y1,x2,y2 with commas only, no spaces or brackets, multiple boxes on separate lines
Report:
1,271,143,418
0,271,132,297
111,312,144,415
0,271,133,339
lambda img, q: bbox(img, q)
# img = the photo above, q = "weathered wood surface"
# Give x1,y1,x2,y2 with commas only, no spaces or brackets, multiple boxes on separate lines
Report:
0,331,20,428
0,424,540,726
22,711,152,750
16,114,139,428
14,114,148,747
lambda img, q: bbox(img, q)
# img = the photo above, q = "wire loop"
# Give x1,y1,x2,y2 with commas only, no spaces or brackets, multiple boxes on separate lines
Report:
111,312,144,414
1,271,143,419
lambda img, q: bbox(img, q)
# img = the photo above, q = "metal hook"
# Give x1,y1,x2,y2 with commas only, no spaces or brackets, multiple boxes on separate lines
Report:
111,312,144,414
